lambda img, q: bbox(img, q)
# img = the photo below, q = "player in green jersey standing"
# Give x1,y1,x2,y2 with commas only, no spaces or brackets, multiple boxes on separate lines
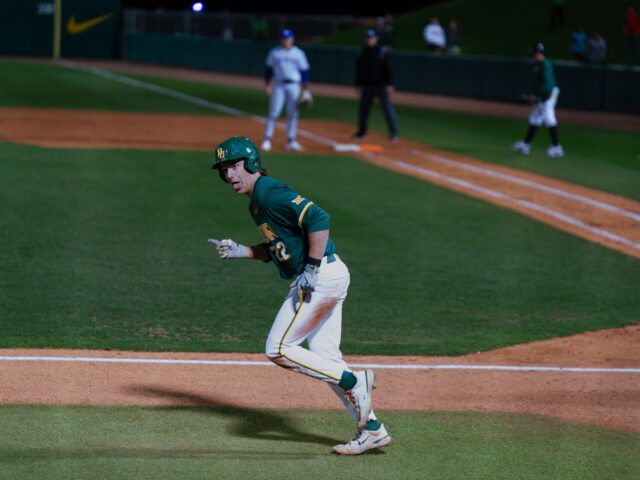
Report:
208,136,392,455
512,42,564,158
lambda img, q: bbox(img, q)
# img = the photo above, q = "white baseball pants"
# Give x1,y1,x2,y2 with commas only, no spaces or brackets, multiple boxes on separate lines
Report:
529,87,560,127
264,83,300,142
265,255,376,422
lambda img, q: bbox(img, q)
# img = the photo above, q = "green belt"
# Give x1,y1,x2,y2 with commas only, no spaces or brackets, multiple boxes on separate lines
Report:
326,254,336,264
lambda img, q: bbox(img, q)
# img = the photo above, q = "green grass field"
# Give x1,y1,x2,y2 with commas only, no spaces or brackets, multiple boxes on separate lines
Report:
1,60,639,355
322,0,640,66
2,405,638,480
2,141,639,354
1,59,639,479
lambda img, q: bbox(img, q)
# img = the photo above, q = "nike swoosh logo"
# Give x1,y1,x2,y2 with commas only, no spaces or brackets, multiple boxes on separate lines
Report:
66,13,113,35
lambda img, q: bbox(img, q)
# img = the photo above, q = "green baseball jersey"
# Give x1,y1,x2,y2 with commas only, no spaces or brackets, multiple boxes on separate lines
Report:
532,59,556,102
249,176,336,279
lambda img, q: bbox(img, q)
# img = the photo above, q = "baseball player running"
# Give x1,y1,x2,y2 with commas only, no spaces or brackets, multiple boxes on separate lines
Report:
262,29,311,153
209,136,391,455
512,42,564,158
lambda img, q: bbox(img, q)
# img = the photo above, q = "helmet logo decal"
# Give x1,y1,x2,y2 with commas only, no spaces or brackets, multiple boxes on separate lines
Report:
217,147,225,160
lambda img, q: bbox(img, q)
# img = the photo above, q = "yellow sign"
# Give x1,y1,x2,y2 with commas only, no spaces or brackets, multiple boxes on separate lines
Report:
217,147,225,160
66,13,113,35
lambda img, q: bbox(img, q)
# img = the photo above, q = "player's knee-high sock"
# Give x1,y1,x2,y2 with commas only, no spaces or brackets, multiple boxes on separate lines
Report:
328,383,379,425
548,126,559,146
524,125,539,144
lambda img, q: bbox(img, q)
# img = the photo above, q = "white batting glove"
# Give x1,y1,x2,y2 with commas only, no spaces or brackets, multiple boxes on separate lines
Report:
208,238,246,260
296,264,319,295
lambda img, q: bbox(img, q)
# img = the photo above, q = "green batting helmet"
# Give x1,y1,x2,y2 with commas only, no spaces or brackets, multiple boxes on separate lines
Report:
531,42,545,54
212,136,262,182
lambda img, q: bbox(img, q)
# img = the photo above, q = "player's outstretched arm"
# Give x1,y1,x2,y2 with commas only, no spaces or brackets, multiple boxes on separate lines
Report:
208,239,270,261
208,238,245,259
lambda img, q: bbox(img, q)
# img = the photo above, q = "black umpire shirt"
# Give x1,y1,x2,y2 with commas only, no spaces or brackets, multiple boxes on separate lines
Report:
355,45,393,88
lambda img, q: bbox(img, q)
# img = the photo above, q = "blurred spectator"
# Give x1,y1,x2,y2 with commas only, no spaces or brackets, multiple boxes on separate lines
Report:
423,18,446,52
222,12,233,41
586,31,607,63
251,14,268,40
446,20,462,54
548,0,565,32
379,13,395,48
570,25,587,61
624,4,640,54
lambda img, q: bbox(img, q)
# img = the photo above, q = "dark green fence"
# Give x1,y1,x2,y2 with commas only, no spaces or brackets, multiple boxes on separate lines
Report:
0,0,121,58
130,32,639,114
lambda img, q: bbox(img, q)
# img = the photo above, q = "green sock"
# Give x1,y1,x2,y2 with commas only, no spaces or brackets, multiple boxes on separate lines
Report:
338,371,357,390
366,419,382,431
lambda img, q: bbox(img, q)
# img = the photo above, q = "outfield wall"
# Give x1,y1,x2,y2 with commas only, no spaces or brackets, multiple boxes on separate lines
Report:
0,0,121,58
122,33,640,114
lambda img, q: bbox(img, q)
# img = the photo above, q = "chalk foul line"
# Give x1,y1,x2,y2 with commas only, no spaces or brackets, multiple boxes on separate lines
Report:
364,153,640,252
409,149,640,223
1,356,639,373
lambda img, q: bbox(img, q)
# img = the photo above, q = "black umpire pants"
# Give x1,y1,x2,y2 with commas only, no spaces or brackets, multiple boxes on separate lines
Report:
356,85,398,138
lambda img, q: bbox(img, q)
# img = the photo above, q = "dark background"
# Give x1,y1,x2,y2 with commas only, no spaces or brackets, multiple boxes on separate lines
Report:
120,0,442,15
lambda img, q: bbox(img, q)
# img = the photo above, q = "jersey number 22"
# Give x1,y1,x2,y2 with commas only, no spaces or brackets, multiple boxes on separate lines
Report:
270,241,291,261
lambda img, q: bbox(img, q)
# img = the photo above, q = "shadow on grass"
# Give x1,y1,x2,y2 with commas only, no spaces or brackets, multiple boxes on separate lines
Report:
126,385,343,447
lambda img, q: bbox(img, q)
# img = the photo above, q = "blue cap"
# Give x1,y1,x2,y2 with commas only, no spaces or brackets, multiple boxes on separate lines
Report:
281,29,294,39
366,29,378,38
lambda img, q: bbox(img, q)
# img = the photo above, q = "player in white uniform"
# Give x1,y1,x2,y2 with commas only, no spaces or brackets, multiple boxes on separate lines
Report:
261,29,310,153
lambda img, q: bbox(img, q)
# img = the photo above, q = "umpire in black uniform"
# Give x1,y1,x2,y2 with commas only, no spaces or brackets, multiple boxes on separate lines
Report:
353,29,399,142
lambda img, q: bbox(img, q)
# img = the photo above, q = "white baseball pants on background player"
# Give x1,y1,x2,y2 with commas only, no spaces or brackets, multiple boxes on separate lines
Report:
264,82,301,141
265,254,377,422
529,86,560,127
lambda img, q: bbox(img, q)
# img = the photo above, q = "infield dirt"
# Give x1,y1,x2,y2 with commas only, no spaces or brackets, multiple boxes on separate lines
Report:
1,325,639,433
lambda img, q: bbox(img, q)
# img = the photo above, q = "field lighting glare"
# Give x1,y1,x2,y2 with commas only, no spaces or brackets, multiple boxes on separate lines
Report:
192,2,203,12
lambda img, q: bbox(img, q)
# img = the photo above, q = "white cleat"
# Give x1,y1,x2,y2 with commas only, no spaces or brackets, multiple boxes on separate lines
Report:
261,139,272,152
333,424,392,456
286,140,305,152
511,140,531,155
345,370,375,429
546,144,565,158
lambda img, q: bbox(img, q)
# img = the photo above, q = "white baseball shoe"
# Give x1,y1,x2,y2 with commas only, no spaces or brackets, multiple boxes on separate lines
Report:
286,140,305,152
333,424,392,456
511,140,531,155
345,370,375,429
261,139,272,152
546,144,565,158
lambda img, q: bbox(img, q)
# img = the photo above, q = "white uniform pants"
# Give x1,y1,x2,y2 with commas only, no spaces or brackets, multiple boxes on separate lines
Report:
264,82,300,142
265,255,375,422
529,86,560,127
